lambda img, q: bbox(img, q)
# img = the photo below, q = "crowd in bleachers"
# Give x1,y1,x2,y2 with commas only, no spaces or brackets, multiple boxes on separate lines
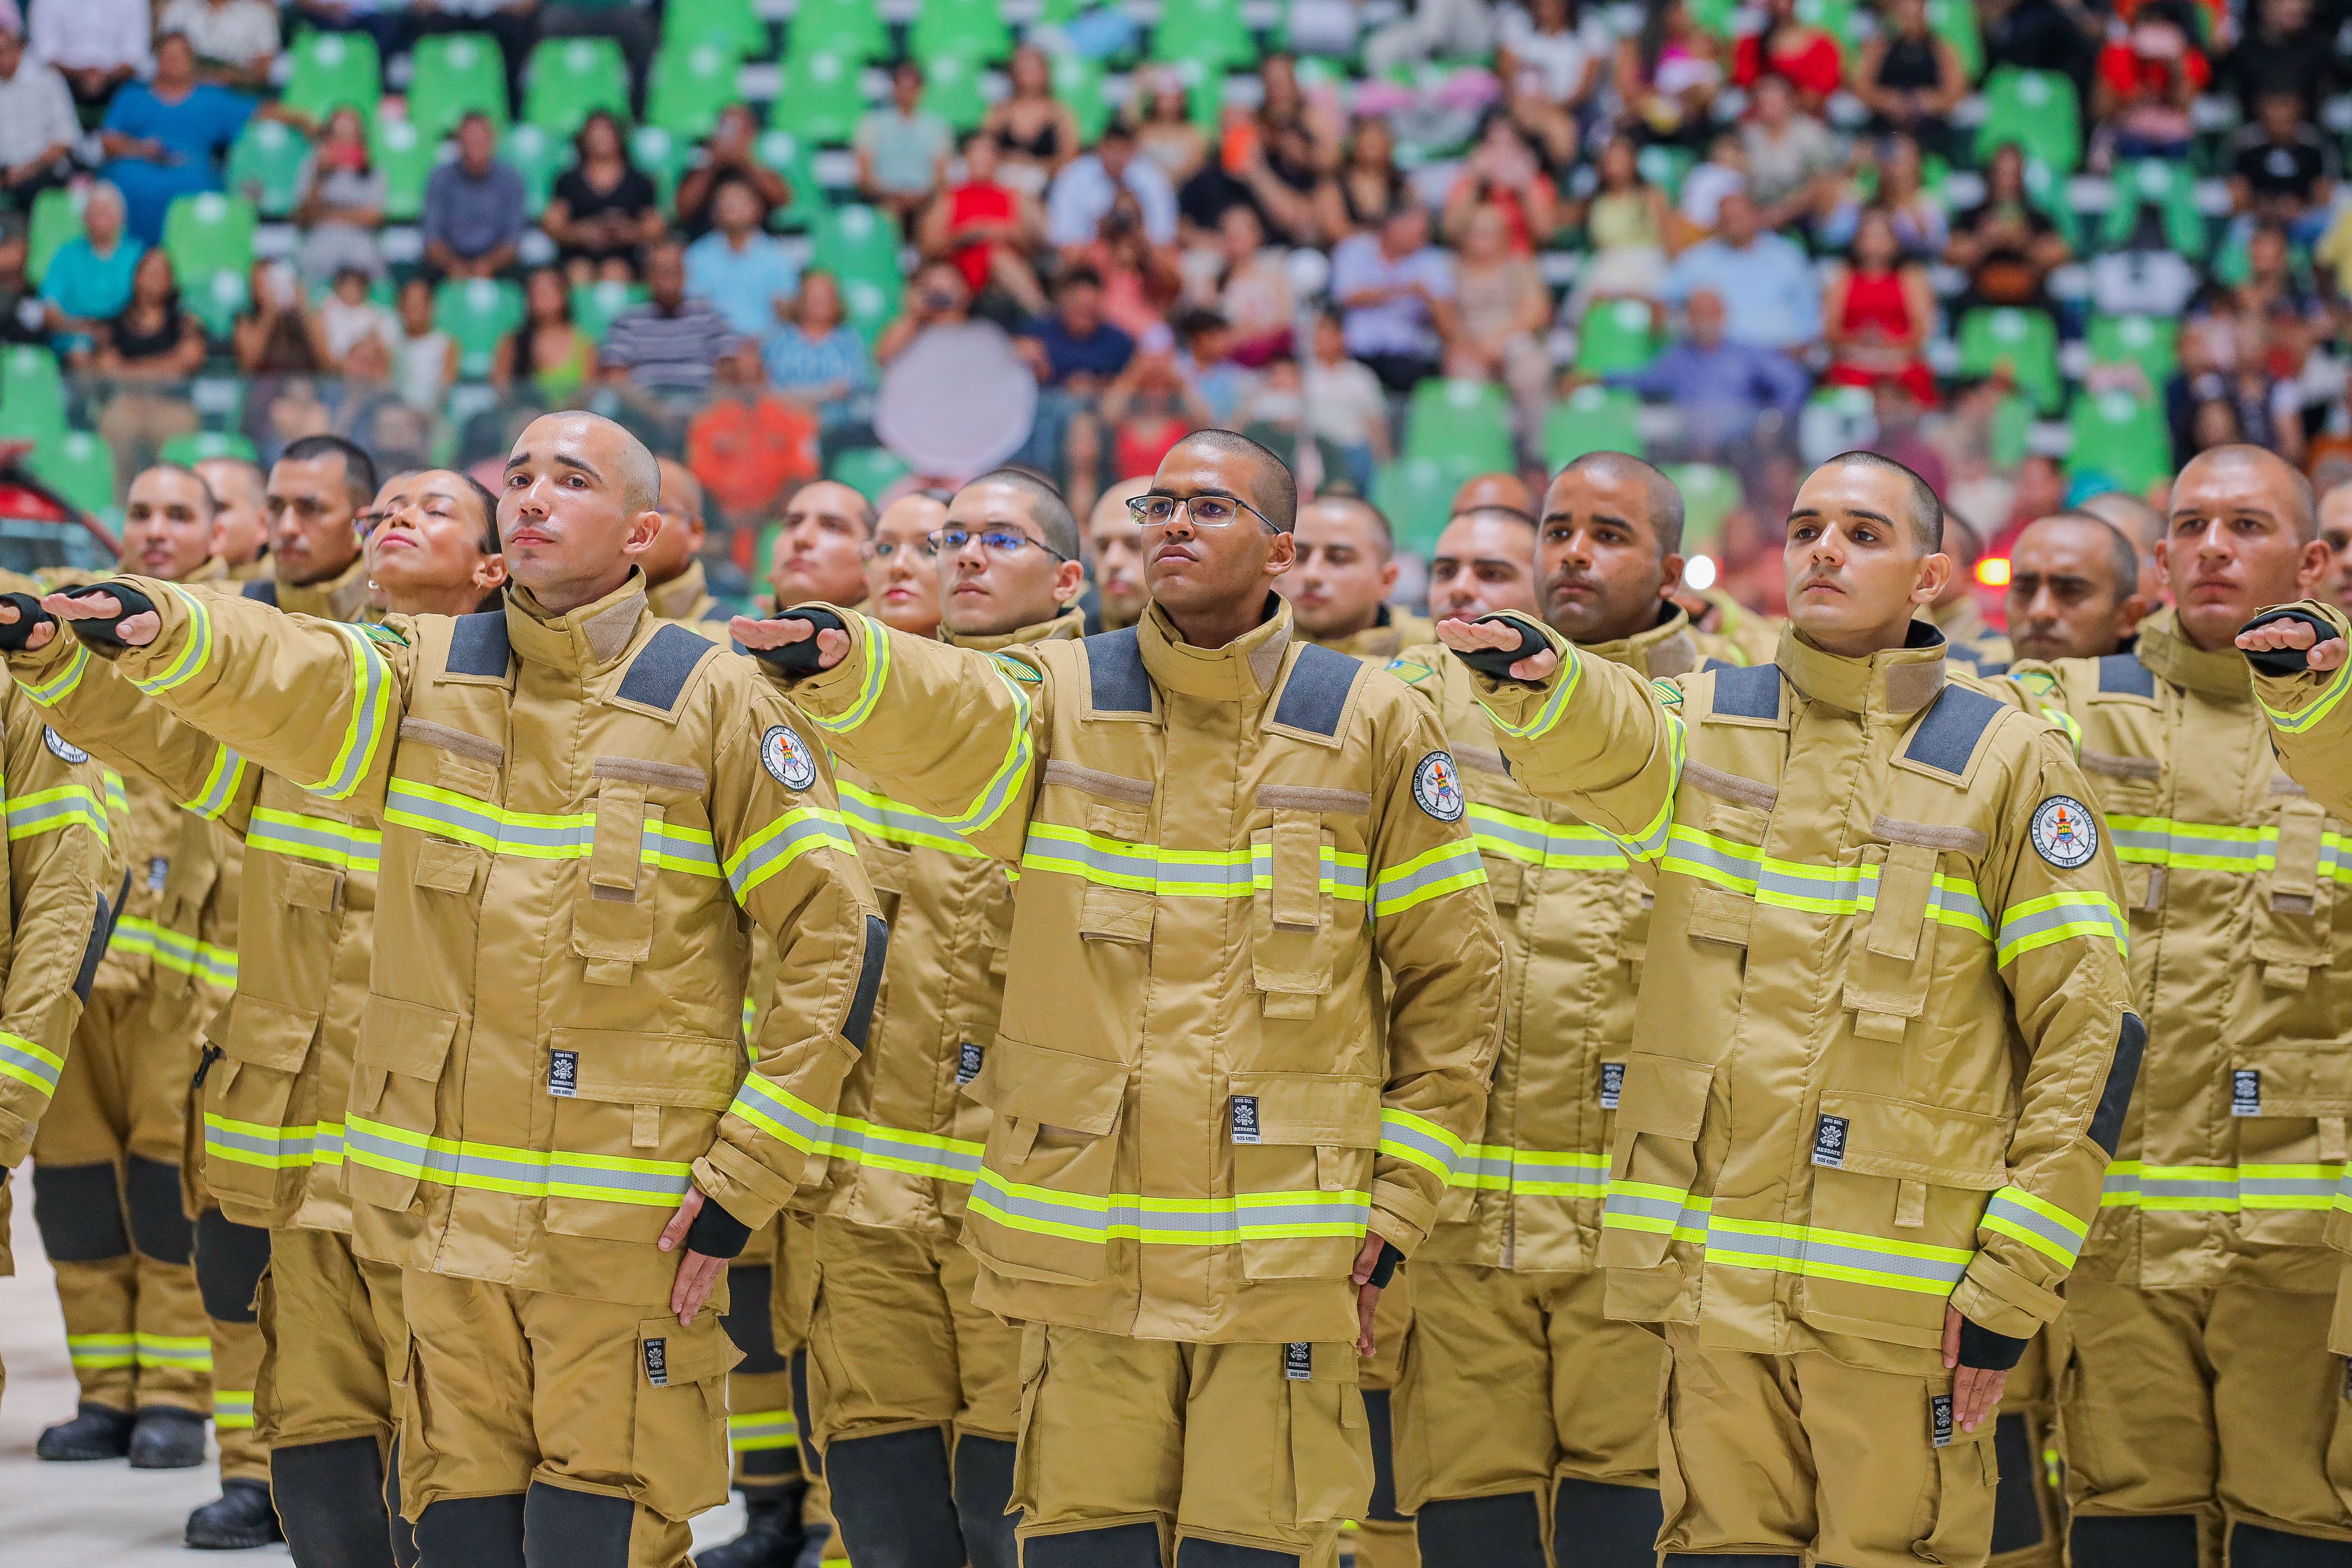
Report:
0,0,2348,601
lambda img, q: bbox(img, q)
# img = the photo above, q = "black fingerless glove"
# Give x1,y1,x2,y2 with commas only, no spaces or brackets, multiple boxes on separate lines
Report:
1366,1239,1403,1288
1452,614,1552,681
0,592,53,652
62,582,159,649
2238,606,2338,676
741,606,847,675
682,1194,754,1259
1956,1318,2028,1371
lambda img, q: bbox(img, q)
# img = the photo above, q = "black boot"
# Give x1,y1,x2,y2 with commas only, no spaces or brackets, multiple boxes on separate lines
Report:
35,1401,134,1461
796,1524,831,1568
187,1479,286,1549
694,1484,809,1568
128,1405,208,1468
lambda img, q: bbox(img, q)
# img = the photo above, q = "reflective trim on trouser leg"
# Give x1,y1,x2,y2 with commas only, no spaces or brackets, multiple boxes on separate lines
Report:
271,1436,395,1568
1988,1413,2045,1557
953,1434,1018,1568
789,1349,821,1479
1023,1522,1163,1567
720,1264,787,1375
387,1438,417,1568
1362,1389,1403,1522
415,1493,526,1568
2229,1523,2352,1568
2067,1515,2199,1568
521,1481,634,1568
125,1155,191,1265
194,1210,270,1323
826,1426,965,1568
1416,1492,1545,1568
1174,1538,1302,1566
1554,1477,1663,1568
32,1161,128,1261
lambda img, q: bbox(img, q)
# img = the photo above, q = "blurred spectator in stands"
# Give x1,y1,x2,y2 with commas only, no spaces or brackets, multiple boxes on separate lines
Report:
1945,142,2070,308
392,272,458,413
1733,0,1843,112
1365,0,1495,75
1824,205,1938,406
1604,286,1809,453
289,0,409,72
317,263,398,372
1571,135,1670,315
2094,2,2207,162
96,248,202,376
1186,203,1292,365
687,349,819,523
857,59,952,227
0,210,47,345
409,0,536,107
1679,129,1746,232
1316,113,1406,242
1741,74,1839,233
685,173,799,339
536,0,657,111
1083,197,1184,340
674,104,789,238
27,0,146,115
1497,0,1606,161
1130,68,1207,187
1019,263,1134,393
1820,133,1948,257
2224,0,2336,122
1993,451,2070,547
1176,308,1251,425
875,257,971,368
763,268,871,431
232,258,325,372
1854,0,1967,156
982,45,1079,199
1983,0,2099,97
422,112,526,280
98,31,253,242
1331,198,1458,393
924,130,1045,316
2167,312,2296,459
1099,324,1214,482
1614,0,1721,147
1443,113,1560,253
603,236,741,394
295,106,387,283
1452,201,1553,449
493,264,596,400
544,110,663,282
161,0,276,91
0,24,78,208
1048,121,1177,254
40,180,139,357
2232,219,2326,324
1664,190,1822,353
2230,87,2337,246
1297,310,1394,488
1862,377,1949,493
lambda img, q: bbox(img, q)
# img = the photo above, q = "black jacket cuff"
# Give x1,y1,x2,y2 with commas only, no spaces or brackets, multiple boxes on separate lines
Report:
682,1195,754,1260
1957,1318,2029,1371
2238,607,2337,676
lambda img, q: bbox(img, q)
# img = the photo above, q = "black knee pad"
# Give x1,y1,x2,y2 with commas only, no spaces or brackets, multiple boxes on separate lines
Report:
740,1438,803,1483
2070,1514,2200,1568
826,1427,964,1568
1418,1492,1546,1568
1660,1557,1799,1568
1988,1412,2045,1556
194,1210,271,1322
1554,1477,1663,1568
953,1434,1019,1568
788,1348,821,1479
32,1161,128,1262
522,1482,633,1568
272,1436,394,1568
1024,1522,1162,1568
2230,1523,2352,1568
387,1438,418,1568
1174,1538,1300,1567
415,1493,526,1568
1361,1389,1403,1522
720,1263,788,1375
124,1154,191,1265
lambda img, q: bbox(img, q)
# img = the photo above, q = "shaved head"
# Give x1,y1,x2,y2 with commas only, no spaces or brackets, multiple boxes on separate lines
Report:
2173,444,2317,543
1452,471,1535,515
501,413,666,612
972,467,1081,562
1559,452,1685,558
1169,429,1297,533
1820,450,1943,553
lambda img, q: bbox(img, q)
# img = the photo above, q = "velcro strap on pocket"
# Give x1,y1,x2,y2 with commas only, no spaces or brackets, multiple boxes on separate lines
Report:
1271,811,1322,932
591,788,646,897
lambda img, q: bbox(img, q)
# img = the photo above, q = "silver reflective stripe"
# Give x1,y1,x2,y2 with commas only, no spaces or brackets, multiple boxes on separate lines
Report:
1982,1190,2085,1263
1704,1219,1971,1289
250,809,383,871
723,814,857,900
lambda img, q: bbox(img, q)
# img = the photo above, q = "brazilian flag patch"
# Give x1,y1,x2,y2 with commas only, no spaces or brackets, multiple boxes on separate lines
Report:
989,652,1043,683
360,623,408,646
1652,680,1684,709
1385,659,1434,686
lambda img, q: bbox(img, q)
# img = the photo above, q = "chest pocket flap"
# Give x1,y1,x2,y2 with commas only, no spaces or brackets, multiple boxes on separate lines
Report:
1812,1092,2008,1189
966,1037,1129,1135
551,1030,739,1112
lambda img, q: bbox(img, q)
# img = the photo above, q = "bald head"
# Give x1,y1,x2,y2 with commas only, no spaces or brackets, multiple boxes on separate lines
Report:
500,413,665,612
2079,488,2165,604
2173,444,2317,543
1821,450,1943,553
2163,442,2333,651
1452,471,1536,516
972,467,1081,562
1559,452,1685,558
2005,511,2148,661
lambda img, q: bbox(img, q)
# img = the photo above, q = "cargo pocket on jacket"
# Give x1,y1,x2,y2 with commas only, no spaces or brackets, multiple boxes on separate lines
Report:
1913,1418,1999,1566
1597,1054,1715,1270
1075,806,1155,945
201,995,325,1212
1252,813,1337,1020
345,998,464,1213
1278,1341,1370,1527
1226,1072,1381,1280
571,788,659,986
542,1031,738,1244
411,837,486,898
2229,1051,2352,1251
631,1312,740,1522
1843,842,1942,1045
963,1039,1129,1285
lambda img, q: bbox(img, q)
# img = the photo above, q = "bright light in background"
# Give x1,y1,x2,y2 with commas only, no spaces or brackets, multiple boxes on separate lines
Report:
1976,556,2012,588
1683,554,1718,591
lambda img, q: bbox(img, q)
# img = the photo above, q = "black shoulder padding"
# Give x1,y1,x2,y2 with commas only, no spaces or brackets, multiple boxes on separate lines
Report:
31,1160,127,1262
1902,684,2003,777
2088,1013,2144,1156
1272,642,1360,737
1173,1538,1302,1568
2096,652,2157,698
194,1210,271,1322
841,914,888,1051
614,623,716,712
1086,626,1151,714
1710,662,1783,720
446,611,512,678
1701,657,1737,674
240,579,278,605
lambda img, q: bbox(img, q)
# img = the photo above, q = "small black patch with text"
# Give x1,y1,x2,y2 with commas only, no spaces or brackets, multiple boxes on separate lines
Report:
2232,1070,2261,1118
547,1050,579,1098
1230,1095,1261,1144
643,1338,669,1387
1283,1343,1311,1381
1931,1394,1954,1448
1600,1061,1625,1110
1811,1114,1848,1169
956,1042,983,1085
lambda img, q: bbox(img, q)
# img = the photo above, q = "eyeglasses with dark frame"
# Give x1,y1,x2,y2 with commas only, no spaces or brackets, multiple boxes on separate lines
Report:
924,526,1073,562
1126,492,1276,532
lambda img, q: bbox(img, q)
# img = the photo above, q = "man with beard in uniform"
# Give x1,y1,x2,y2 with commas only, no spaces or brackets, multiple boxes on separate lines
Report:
2004,514,2150,667
245,436,376,621
197,457,270,582
769,482,875,613
1384,455,1737,1568
868,491,950,641
31,465,238,1474
1282,495,1433,661
1088,479,1151,634
646,460,733,628
793,469,1086,1568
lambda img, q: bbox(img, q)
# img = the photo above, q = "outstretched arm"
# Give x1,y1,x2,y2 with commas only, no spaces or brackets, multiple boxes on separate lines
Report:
2238,602,2352,817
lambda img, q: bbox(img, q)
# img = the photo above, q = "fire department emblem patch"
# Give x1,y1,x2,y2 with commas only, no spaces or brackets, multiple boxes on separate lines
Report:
2029,795,2097,869
761,724,817,791
42,727,87,764
1412,751,1465,822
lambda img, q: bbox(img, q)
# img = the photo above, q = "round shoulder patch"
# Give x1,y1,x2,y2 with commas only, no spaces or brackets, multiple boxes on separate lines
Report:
43,727,87,765
1412,750,1465,822
760,723,818,791
2030,795,2098,869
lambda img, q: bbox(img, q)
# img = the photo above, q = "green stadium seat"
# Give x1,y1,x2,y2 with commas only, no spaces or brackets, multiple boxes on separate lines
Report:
572,279,647,341
831,445,910,502
373,117,441,223
1795,0,1864,43
1929,0,1983,81
1989,392,2035,472
27,185,83,285
1957,306,2062,413
409,33,511,142
501,123,574,217
1688,0,1741,37
911,0,1013,64
810,204,902,285
2067,389,2171,493
283,30,382,126
923,51,992,134
184,267,252,340
1052,52,1113,144
226,117,311,219
436,277,526,379
1405,377,1514,470
1978,68,2081,174
525,38,629,135
663,0,767,59
1575,298,1662,376
159,430,259,464
1544,384,1646,467
772,48,866,145
1635,144,1696,200
630,125,692,214
2014,156,2082,250
2099,158,2206,256
754,128,827,229
1670,463,1742,548
31,429,116,515
2087,313,2178,388
1371,455,1481,555
788,0,888,64
0,347,66,440
838,275,901,345
164,192,258,283
648,42,745,141
1154,0,1258,69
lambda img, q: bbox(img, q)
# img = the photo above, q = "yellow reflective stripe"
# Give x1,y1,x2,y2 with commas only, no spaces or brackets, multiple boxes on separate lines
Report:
4,782,109,844
1662,827,1993,936
801,611,892,734
129,583,214,696
67,1333,135,1368
1377,1106,1465,1179
135,1333,213,1368
109,915,238,987
1981,1184,2090,1266
942,662,1034,835
1474,636,1582,740
1371,838,1489,917
250,807,384,873
103,768,126,816
2108,1159,2342,1212
204,1112,345,1171
724,807,857,899
1466,802,1626,870
20,639,87,706
212,1390,254,1430
181,746,249,820
838,781,987,858
345,1115,693,1205
0,1030,65,1098
730,1410,799,1451
2260,655,2352,735
969,1171,1372,1244
311,623,393,801
1994,890,2128,965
